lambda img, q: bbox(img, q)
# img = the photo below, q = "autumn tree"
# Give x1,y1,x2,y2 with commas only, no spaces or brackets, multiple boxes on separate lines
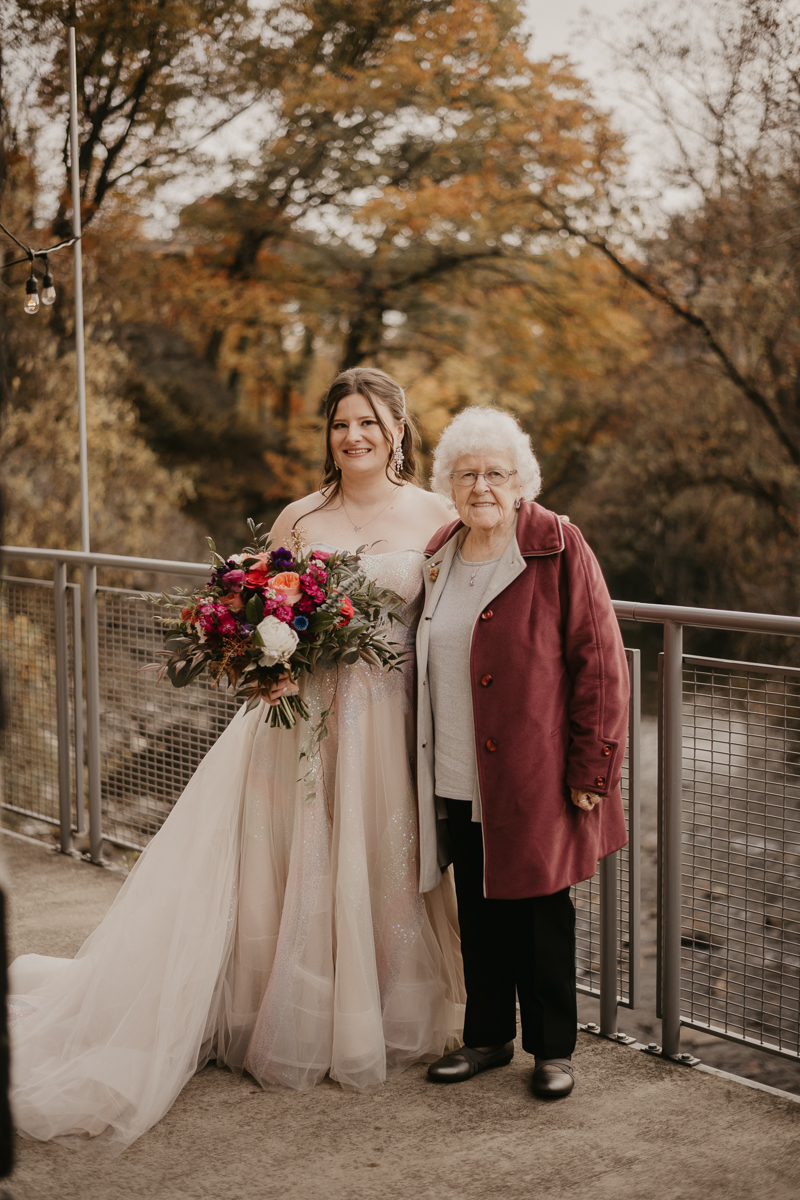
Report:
126,0,633,529
7,0,277,232
562,0,800,539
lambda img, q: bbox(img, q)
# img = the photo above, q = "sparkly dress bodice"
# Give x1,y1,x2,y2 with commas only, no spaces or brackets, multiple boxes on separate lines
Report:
308,543,425,638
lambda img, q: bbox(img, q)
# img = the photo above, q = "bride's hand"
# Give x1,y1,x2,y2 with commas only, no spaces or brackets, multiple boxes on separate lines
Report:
264,674,300,704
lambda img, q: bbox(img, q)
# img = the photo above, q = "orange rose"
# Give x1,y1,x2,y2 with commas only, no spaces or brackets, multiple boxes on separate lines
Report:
270,571,303,606
337,595,355,626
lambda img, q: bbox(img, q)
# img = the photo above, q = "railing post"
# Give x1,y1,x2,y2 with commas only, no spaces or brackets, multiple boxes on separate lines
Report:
627,649,642,1009
82,564,103,863
661,619,684,1058
53,561,73,854
599,851,619,1035
71,583,86,834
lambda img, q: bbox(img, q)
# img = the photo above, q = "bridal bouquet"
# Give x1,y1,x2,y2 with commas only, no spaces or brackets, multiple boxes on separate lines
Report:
146,521,408,729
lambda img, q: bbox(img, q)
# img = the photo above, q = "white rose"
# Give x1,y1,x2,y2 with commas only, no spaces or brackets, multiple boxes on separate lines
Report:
256,614,299,667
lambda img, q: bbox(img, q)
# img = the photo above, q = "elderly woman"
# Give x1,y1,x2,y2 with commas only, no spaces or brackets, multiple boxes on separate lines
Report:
417,407,629,1099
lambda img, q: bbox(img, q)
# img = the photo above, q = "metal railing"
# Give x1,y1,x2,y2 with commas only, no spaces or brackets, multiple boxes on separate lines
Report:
2,546,800,1068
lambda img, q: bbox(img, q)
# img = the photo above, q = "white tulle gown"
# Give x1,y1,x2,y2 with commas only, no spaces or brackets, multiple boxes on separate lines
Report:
8,548,465,1155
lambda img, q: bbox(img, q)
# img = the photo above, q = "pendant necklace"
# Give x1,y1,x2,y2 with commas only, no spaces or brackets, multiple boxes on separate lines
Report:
460,548,479,586
341,487,398,533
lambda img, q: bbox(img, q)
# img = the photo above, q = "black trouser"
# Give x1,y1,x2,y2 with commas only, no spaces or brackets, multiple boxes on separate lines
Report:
445,798,577,1059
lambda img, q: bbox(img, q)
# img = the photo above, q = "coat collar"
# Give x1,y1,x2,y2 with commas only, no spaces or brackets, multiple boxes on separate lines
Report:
424,500,566,559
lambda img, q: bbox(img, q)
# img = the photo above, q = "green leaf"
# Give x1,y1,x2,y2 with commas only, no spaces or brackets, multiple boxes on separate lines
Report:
246,594,265,626
167,657,206,688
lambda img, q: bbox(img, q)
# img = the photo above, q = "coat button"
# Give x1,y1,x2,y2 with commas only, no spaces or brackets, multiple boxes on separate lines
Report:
486,739,497,752
481,674,493,687
603,745,612,756
594,775,605,787
480,609,493,620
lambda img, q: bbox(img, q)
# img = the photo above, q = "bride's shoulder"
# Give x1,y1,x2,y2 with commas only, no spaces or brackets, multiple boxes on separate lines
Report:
270,492,328,546
404,484,455,523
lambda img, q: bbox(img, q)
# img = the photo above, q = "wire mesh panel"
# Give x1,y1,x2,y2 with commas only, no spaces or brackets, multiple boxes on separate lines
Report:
96,586,239,848
574,648,640,1006
0,576,78,827
680,656,800,1058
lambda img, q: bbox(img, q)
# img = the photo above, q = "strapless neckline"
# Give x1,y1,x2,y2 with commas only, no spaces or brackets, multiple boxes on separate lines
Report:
307,541,426,559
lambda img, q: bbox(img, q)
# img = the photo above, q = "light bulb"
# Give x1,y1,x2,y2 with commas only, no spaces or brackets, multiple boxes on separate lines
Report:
41,270,56,305
24,277,40,315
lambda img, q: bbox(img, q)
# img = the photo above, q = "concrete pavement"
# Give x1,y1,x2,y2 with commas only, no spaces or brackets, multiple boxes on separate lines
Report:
4,833,800,1200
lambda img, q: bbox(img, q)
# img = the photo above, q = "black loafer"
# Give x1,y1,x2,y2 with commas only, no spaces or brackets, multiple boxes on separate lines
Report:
531,1060,575,1099
427,1042,514,1083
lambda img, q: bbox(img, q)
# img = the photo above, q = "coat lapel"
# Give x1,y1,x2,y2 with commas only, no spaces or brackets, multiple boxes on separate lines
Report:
416,530,464,679
476,520,528,612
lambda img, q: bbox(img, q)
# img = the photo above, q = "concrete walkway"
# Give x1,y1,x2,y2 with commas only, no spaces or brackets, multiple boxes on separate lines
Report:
4,834,800,1200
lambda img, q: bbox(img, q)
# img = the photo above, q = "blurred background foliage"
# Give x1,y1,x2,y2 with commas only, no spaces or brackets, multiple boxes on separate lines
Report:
1,0,799,639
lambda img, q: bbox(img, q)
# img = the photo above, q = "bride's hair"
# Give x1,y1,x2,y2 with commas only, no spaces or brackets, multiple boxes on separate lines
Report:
319,367,420,503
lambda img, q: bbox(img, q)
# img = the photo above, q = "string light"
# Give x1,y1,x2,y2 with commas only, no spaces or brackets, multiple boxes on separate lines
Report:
41,256,57,305
0,219,78,314
24,261,40,315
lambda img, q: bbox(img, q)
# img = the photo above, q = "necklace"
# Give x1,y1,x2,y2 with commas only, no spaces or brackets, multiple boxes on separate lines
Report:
459,548,497,586
340,487,399,533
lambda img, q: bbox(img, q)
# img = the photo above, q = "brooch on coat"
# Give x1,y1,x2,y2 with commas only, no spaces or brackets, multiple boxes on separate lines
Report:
428,564,440,582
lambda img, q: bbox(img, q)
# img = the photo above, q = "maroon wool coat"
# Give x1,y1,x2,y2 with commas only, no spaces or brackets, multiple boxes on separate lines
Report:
415,500,629,900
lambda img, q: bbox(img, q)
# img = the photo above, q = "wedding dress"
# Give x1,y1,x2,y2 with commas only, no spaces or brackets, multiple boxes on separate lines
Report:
8,547,464,1156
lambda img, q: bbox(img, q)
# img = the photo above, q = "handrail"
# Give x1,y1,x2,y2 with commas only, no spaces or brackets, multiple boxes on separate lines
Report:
4,545,800,635
613,599,800,637
1,545,209,577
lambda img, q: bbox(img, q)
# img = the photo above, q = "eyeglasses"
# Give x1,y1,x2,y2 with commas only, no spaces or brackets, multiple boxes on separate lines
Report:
449,469,518,488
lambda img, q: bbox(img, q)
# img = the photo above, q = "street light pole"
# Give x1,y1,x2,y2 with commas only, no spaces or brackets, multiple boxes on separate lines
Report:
68,27,103,863
68,26,90,555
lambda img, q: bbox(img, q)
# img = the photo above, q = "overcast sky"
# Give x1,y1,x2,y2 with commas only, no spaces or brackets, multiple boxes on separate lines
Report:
523,0,633,68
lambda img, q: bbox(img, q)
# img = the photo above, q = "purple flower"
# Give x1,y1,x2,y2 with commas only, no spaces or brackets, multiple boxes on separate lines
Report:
271,547,294,570
239,622,253,635
292,614,309,631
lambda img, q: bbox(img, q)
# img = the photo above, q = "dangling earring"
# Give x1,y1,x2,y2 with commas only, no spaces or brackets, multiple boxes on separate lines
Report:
393,443,404,474
515,498,521,510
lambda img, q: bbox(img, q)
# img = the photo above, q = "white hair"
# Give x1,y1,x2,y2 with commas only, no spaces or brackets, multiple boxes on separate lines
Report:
430,407,542,500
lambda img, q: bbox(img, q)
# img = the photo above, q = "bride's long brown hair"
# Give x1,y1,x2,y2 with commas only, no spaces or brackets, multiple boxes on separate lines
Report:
318,367,420,507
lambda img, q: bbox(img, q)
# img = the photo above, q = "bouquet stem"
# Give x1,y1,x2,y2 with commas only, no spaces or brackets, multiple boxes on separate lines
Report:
266,692,311,729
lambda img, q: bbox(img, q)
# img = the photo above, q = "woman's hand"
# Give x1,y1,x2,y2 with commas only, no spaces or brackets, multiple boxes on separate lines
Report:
570,788,601,812
264,674,300,705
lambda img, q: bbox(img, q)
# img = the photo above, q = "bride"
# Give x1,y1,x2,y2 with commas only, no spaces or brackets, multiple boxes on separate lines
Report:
9,367,464,1155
